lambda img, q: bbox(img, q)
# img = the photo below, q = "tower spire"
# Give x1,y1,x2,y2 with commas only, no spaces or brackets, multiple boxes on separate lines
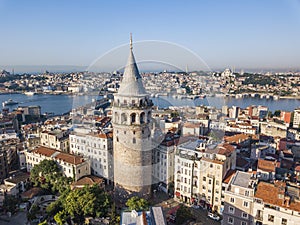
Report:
130,33,133,50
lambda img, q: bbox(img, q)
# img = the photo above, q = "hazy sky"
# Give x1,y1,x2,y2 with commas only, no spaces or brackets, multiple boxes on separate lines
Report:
1,0,300,72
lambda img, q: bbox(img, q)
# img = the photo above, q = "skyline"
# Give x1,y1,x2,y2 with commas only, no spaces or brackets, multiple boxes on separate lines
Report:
1,0,300,73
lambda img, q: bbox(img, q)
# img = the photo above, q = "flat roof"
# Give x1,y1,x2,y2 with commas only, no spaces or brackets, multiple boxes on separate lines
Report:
231,171,252,188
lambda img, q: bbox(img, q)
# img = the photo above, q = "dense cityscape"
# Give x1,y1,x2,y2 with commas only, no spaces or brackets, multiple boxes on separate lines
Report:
0,37,300,225
1,1,300,225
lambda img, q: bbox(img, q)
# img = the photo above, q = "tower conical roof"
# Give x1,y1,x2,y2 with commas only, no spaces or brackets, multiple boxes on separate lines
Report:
117,35,147,96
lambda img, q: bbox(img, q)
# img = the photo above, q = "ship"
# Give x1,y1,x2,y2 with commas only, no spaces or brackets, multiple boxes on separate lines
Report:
24,91,36,96
2,99,18,106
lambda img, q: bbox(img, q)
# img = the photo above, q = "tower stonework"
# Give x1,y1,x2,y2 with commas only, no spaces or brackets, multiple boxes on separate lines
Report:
112,36,153,199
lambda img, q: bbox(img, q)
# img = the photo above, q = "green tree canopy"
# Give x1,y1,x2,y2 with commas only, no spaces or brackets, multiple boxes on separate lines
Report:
175,205,194,225
54,185,111,224
30,159,71,194
125,196,149,211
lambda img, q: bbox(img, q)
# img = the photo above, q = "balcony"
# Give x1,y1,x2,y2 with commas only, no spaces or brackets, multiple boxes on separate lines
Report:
255,214,263,221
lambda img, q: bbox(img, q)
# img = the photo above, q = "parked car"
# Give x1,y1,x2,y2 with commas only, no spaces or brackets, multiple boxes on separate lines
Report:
208,212,221,221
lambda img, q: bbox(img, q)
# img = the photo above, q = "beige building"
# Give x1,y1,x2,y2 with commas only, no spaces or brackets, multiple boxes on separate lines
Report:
25,146,90,181
253,181,300,225
222,171,257,225
174,139,236,214
40,129,69,152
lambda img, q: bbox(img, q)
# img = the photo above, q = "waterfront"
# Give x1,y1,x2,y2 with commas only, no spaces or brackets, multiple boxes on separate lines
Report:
1,93,300,115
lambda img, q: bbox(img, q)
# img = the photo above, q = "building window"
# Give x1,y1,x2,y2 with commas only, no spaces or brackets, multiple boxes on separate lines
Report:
242,212,248,218
245,190,250,196
241,222,247,225
133,138,136,144
230,197,235,203
209,179,212,184
243,201,249,208
281,218,287,225
229,206,234,214
203,177,206,181
228,217,234,224
268,215,274,222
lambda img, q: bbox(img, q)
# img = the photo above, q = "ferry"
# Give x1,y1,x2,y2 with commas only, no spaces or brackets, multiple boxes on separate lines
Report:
2,99,18,107
24,91,36,96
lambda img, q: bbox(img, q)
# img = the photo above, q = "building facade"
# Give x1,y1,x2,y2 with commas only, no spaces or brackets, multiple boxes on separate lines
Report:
25,146,90,181
69,129,113,183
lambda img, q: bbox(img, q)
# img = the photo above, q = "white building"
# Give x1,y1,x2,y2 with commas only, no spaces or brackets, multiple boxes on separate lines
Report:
293,108,300,129
153,133,179,193
69,128,113,183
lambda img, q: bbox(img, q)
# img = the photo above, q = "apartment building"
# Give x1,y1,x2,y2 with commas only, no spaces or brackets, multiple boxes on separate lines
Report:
153,132,179,193
25,146,90,181
253,181,300,225
174,139,236,213
40,129,69,152
174,139,205,204
293,108,300,129
222,171,257,225
69,128,113,183
199,143,236,213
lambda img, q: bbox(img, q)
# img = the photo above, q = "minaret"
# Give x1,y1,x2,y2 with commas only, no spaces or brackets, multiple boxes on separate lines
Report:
112,34,153,199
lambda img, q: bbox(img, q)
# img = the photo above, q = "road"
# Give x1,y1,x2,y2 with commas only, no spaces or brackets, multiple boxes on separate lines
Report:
154,196,221,225
190,207,221,225
0,211,28,225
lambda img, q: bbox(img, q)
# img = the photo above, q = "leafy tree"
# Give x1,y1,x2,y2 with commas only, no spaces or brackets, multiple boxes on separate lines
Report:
46,199,63,217
268,111,273,118
54,210,67,225
109,203,120,225
27,204,39,221
274,110,281,117
30,159,71,194
3,195,19,213
171,111,179,118
38,220,48,225
55,185,111,224
175,205,194,225
125,196,149,211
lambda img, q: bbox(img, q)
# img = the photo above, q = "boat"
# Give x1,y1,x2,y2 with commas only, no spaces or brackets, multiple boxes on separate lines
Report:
24,91,36,96
2,99,18,106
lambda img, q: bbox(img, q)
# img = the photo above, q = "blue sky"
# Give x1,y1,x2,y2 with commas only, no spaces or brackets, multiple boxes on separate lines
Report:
1,0,300,72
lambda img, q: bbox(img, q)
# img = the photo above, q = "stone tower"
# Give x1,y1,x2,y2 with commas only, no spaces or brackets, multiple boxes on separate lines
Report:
112,35,153,199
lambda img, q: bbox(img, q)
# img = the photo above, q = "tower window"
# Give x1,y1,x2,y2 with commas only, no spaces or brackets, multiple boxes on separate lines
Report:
130,113,136,124
133,138,136,144
140,112,145,124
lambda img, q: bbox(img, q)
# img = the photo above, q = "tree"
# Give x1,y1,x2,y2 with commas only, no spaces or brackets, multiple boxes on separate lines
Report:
54,210,67,225
175,205,194,225
3,195,19,213
125,196,149,211
109,203,120,225
30,159,71,194
55,185,111,224
274,110,281,117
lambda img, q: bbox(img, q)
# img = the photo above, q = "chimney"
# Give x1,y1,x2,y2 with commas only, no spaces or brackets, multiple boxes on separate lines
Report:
284,196,291,207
